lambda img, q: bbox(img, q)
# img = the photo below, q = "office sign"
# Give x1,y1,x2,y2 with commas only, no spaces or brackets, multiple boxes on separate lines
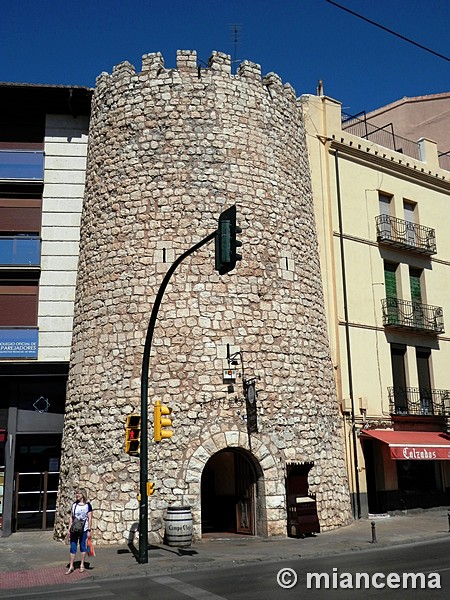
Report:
0,328,38,358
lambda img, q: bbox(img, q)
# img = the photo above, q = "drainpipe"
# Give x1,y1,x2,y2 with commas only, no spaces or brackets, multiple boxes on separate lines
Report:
67,88,77,118
334,149,362,519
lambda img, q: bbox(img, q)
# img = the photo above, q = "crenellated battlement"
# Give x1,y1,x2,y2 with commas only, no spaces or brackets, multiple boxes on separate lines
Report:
142,51,165,75
207,50,231,74
94,49,298,101
176,50,197,73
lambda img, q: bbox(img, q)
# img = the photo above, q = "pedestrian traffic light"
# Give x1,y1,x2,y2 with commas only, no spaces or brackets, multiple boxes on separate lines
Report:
215,205,242,275
154,400,173,442
125,414,141,455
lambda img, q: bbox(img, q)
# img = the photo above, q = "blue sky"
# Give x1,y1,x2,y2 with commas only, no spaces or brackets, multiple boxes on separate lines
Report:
2,0,450,114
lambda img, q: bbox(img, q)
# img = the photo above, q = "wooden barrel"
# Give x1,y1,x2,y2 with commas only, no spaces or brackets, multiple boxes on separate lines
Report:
164,506,193,547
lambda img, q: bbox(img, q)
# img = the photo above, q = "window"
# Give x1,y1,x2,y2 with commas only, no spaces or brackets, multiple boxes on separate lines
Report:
397,460,442,496
384,262,399,325
0,151,44,181
391,343,407,411
379,193,392,216
0,282,38,326
377,193,393,240
409,267,424,328
409,268,422,304
416,347,432,414
384,262,398,298
403,201,416,246
0,199,42,234
0,189,42,268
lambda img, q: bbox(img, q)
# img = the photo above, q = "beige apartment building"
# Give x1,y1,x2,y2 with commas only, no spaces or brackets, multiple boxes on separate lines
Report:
302,93,450,517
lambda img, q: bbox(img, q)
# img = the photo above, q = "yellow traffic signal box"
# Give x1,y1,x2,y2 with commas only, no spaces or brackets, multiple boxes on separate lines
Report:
153,400,173,442
125,414,141,455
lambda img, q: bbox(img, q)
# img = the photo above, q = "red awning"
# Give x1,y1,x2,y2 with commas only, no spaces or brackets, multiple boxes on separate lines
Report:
361,430,450,460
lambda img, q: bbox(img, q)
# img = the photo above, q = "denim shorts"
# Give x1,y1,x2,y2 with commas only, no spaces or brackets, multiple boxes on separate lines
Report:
70,529,88,554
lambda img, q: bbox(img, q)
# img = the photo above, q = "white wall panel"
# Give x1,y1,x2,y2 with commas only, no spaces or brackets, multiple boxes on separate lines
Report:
37,113,88,361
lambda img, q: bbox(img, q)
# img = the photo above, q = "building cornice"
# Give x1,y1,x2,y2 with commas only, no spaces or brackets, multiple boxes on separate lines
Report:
330,137,450,194
0,83,92,116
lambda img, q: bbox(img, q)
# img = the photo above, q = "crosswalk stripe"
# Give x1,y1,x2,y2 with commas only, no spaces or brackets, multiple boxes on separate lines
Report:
152,575,228,600
0,583,112,600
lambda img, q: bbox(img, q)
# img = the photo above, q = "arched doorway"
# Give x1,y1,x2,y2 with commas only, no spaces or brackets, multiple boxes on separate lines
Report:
201,448,264,536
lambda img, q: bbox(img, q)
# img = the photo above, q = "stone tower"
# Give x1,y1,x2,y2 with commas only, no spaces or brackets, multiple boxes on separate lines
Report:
55,50,351,544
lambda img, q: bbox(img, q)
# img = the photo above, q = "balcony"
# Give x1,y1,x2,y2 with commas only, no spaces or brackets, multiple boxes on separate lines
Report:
376,215,436,255
342,112,421,160
388,387,450,417
382,298,444,334
0,236,41,267
0,150,44,181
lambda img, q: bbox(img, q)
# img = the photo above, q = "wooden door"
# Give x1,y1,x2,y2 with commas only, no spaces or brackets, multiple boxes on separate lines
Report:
416,347,432,414
391,344,407,412
235,454,254,534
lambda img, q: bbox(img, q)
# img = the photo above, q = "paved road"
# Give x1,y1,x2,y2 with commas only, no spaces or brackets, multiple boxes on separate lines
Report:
1,537,449,599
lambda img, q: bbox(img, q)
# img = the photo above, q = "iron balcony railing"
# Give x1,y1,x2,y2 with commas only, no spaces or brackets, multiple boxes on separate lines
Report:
438,151,450,172
376,214,436,255
342,112,421,160
388,387,450,417
382,298,444,334
342,112,450,173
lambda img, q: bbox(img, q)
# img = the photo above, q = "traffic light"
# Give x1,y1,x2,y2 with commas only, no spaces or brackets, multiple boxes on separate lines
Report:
138,482,155,501
215,205,242,275
154,400,173,442
125,414,141,455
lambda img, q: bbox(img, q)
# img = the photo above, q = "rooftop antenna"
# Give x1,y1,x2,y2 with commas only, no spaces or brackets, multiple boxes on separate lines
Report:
229,23,242,74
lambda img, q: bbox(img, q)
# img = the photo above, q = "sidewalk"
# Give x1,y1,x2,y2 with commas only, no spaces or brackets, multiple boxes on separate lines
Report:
1,508,449,590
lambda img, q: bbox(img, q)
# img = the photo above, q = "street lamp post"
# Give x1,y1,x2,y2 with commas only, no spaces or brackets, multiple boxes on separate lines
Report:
138,230,216,564
138,205,242,564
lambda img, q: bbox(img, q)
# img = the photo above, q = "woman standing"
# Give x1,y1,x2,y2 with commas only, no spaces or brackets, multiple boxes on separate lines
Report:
66,488,93,574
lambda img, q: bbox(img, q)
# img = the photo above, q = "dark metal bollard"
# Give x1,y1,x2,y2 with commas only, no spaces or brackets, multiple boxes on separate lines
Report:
371,521,377,543
448,511,450,533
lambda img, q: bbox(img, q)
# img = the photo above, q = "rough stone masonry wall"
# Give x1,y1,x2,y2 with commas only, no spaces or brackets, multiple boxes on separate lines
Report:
54,50,352,544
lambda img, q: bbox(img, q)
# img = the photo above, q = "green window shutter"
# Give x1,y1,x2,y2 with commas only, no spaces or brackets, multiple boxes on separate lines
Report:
410,268,424,328
409,268,422,304
384,263,399,325
384,263,398,298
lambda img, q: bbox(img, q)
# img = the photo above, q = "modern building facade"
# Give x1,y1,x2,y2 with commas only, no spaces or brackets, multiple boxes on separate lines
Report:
302,93,450,517
0,84,91,535
53,51,352,545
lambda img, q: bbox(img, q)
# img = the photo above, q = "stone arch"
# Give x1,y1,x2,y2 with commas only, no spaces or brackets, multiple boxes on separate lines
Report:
182,429,284,540
201,447,265,537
